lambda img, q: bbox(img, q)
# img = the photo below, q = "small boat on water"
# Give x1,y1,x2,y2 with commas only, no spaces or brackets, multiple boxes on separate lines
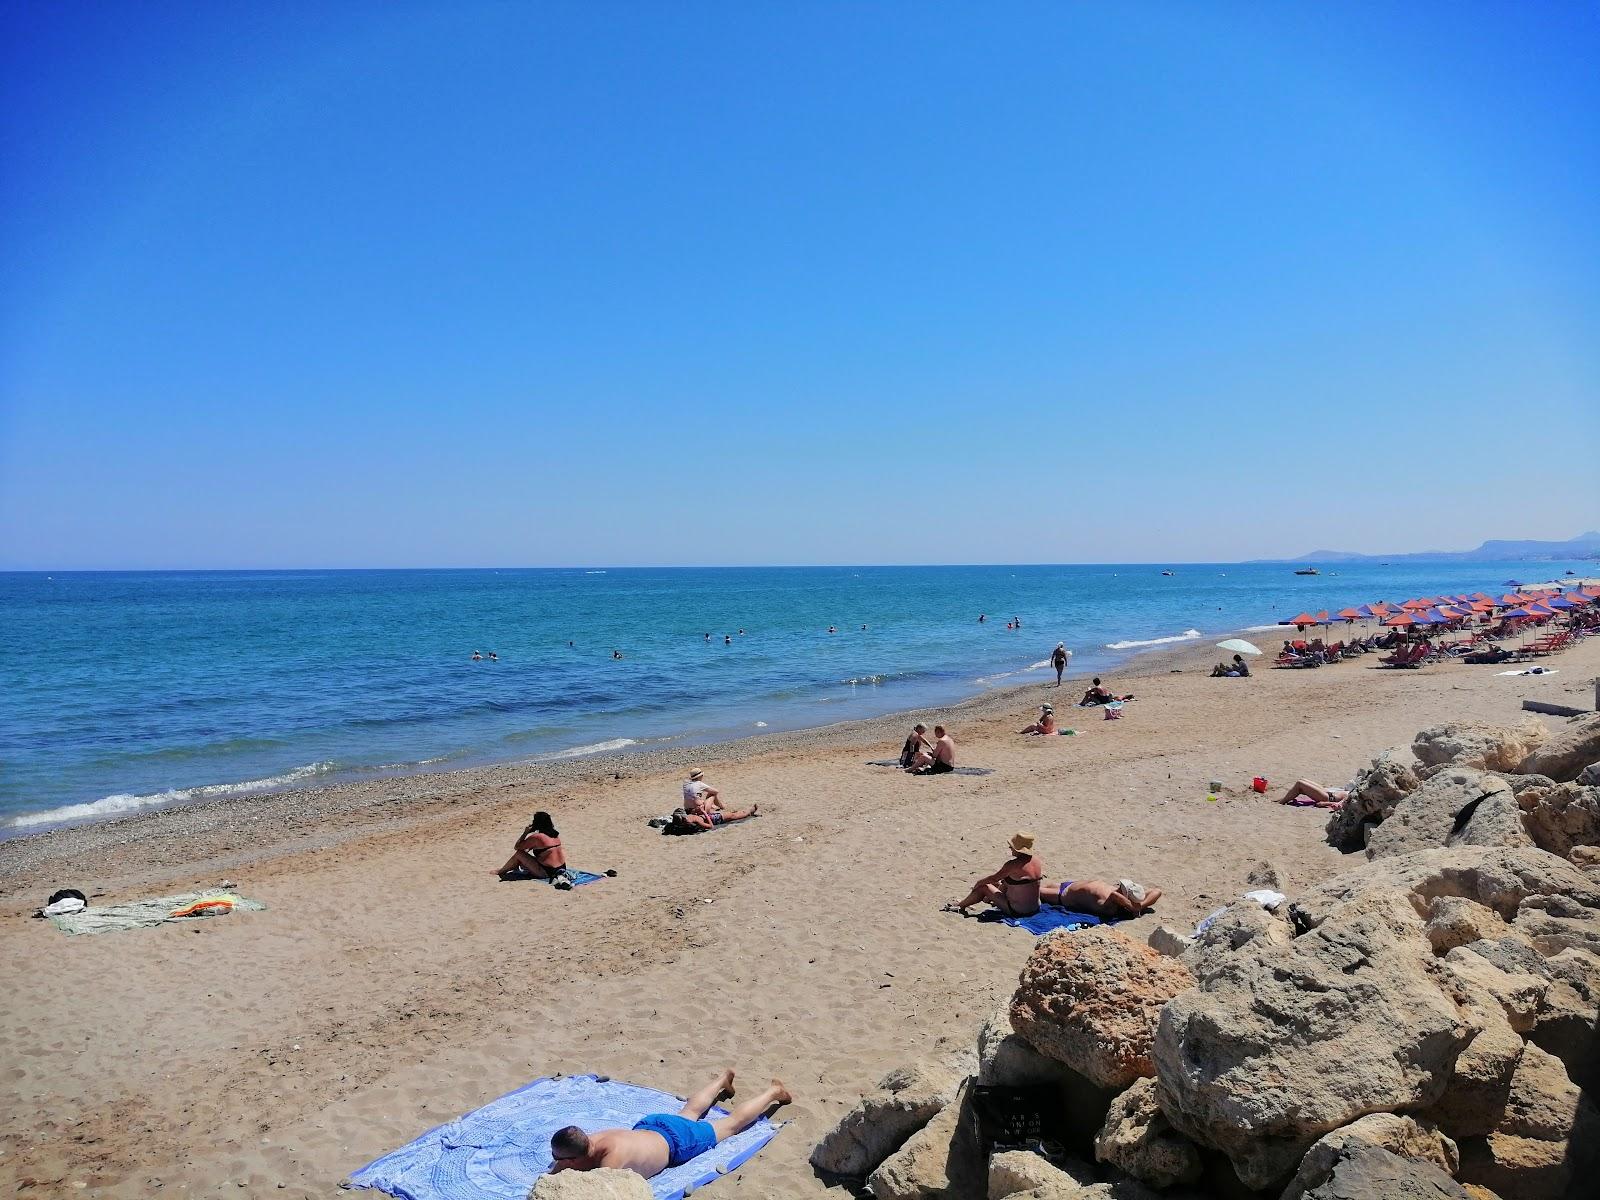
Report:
1161,570,1175,576
1294,567,1320,576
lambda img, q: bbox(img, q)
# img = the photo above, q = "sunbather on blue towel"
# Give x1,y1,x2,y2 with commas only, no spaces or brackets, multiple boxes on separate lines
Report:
548,1070,791,1178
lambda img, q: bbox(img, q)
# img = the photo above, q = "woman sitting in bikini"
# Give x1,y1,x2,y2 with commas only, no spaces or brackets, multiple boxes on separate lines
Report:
494,811,577,889
1018,704,1058,735
943,832,1043,917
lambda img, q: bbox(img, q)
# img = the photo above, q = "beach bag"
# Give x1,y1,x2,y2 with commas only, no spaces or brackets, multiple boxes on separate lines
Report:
661,809,700,836
968,1084,1056,1153
1103,701,1123,720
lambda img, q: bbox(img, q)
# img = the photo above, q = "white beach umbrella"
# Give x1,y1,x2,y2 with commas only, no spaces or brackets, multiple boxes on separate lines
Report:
1215,638,1263,656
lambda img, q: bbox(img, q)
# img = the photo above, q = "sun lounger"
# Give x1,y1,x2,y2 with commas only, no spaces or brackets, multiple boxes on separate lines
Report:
348,1074,780,1200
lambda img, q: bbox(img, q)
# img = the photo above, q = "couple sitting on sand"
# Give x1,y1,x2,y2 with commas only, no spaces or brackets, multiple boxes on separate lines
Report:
900,723,956,773
676,768,758,828
1077,677,1133,706
548,1068,790,1180
942,832,1163,919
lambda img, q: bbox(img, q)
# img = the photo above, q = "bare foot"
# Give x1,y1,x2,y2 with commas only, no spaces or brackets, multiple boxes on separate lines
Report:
715,1068,736,1100
750,803,760,816
768,1079,793,1107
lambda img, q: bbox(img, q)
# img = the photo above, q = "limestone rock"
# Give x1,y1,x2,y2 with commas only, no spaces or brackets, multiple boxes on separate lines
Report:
1515,714,1600,783
1145,924,1194,958
1515,781,1600,857
1413,719,1548,773
1571,844,1600,867
978,999,1072,1090
1289,1142,1471,1199
811,1053,972,1177
527,1169,653,1200
1580,761,1600,787
1422,962,1526,1139
1454,789,1535,852
1527,946,1600,1090
1456,1042,1600,1200
988,1149,1097,1198
1292,845,1600,935
1155,891,1475,1190
1441,945,1547,1033
1010,928,1194,1091
1246,859,1286,889
1179,899,1292,984
1326,749,1421,851
1424,896,1509,954
1093,1077,1202,1189
1281,1114,1460,1200
868,1082,983,1200
1512,887,1600,957
1364,769,1519,861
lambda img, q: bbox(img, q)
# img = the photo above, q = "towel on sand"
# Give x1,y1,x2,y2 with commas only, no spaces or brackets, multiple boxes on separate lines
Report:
48,891,266,936
348,1074,778,1200
865,761,995,776
976,908,1113,935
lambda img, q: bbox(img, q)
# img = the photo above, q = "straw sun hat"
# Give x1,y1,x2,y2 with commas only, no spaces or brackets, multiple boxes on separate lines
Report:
1009,831,1035,854
689,768,704,780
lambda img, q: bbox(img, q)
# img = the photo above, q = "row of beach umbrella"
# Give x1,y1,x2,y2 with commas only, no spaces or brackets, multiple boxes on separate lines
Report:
1278,585,1599,634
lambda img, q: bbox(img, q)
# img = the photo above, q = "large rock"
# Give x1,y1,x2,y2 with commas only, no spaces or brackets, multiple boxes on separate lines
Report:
1455,1042,1600,1200
1423,960,1527,1139
1292,845,1600,935
1414,719,1548,773
1515,781,1600,857
988,1150,1098,1198
1424,896,1509,954
1512,887,1600,957
1094,1077,1202,1189
811,1051,973,1177
1454,789,1536,852
1288,1141,1472,1199
1010,928,1195,1091
976,998,1117,1159
1441,946,1547,1033
1155,891,1476,1190
1364,770,1522,861
1146,924,1194,958
528,1170,652,1200
1515,714,1600,783
1527,947,1600,1091
1326,750,1421,851
1180,900,1293,984
1281,1114,1460,1200
868,1082,984,1200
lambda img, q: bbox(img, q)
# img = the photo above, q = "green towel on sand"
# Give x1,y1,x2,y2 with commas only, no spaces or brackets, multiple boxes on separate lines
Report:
48,891,266,936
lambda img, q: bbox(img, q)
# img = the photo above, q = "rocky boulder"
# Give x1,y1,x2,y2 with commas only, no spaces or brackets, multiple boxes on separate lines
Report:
528,1169,652,1200
987,1149,1098,1198
1515,714,1600,783
1423,896,1510,954
1287,1141,1472,1200
1281,1114,1460,1200
1154,891,1475,1190
811,1050,973,1178
1093,1077,1202,1189
1514,781,1600,857
1145,924,1194,958
1180,900,1293,984
1455,1042,1600,1200
867,1081,983,1200
1363,769,1523,861
1527,946,1600,1091
1413,719,1548,773
1010,928,1195,1091
1326,749,1421,851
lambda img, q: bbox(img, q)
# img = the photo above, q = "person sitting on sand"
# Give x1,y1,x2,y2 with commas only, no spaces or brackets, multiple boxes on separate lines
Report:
1211,654,1250,678
943,832,1042,916
909,725,955,774
1278,779,1349,809
1078,677,1115,706
1044,877,1163,917
548,1069,790,1179
494,811,576,888
899,723,931,768
681,769,759,825
1018,704,1057,735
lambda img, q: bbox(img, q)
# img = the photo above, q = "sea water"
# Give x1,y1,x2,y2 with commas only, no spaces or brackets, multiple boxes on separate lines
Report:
0,561,1588,832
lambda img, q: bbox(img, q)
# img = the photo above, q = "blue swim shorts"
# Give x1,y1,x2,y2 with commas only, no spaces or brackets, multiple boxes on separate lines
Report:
633,1112,717,1166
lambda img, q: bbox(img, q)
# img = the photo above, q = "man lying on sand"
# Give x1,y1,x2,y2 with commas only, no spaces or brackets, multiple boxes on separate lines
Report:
1045,877,1163,917
548,1069,790,1178
493,811,575,888
909,725,955,774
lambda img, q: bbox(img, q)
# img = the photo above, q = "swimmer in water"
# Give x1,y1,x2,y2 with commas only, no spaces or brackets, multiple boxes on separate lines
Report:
827,626,836,634
488,652,498,661
724,635,732,644
612,650,623,660
472,651,483,661
978,614,986,623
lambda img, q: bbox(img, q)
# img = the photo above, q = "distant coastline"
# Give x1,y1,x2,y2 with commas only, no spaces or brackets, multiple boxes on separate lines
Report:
1250,530,1600,565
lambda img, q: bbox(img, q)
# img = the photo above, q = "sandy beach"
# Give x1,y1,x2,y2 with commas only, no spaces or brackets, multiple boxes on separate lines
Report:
3,633,1597,1198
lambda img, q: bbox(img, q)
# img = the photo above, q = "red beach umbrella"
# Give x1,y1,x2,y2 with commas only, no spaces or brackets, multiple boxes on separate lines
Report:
1383,612,1418,627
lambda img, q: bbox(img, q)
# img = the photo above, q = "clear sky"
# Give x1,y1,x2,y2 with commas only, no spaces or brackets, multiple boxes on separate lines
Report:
2,2,1596,569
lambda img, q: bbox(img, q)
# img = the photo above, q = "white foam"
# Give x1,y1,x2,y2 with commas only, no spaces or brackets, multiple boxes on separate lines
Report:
10,761,337,828
1104,629,1203,651
535,737,637,761
1244,624,1289,632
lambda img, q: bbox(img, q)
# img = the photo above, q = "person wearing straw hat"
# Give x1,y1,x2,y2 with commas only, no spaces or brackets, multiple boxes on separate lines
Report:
1018,703,1058,735
680,768,758,828
943,831,1043,917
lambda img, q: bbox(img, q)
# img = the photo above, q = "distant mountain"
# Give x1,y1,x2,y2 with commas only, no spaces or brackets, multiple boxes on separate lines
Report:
1260,532,1600,564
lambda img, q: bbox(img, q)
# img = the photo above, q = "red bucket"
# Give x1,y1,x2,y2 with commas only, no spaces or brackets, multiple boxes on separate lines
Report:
1251,776,1269,794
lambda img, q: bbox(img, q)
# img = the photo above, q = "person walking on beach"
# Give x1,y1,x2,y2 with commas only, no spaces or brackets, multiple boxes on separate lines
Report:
1051,643,1070,686
548,1069,790,1178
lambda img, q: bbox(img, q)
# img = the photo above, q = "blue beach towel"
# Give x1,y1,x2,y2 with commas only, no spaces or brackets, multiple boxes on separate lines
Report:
348,1074,778,1200
977,908,1115,936
533,870,606,888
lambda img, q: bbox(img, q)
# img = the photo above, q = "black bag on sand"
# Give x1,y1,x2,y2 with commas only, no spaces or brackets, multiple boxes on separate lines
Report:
968,1083,1059,1154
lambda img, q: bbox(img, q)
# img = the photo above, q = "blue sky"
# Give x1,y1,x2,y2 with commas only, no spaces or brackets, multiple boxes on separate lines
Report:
2,2,1596,568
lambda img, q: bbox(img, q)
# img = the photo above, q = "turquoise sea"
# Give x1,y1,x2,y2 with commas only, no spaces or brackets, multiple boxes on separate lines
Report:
1,561,1590,834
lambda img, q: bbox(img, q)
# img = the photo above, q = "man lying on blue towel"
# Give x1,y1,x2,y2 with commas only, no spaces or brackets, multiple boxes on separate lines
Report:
548,1069,790,1178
